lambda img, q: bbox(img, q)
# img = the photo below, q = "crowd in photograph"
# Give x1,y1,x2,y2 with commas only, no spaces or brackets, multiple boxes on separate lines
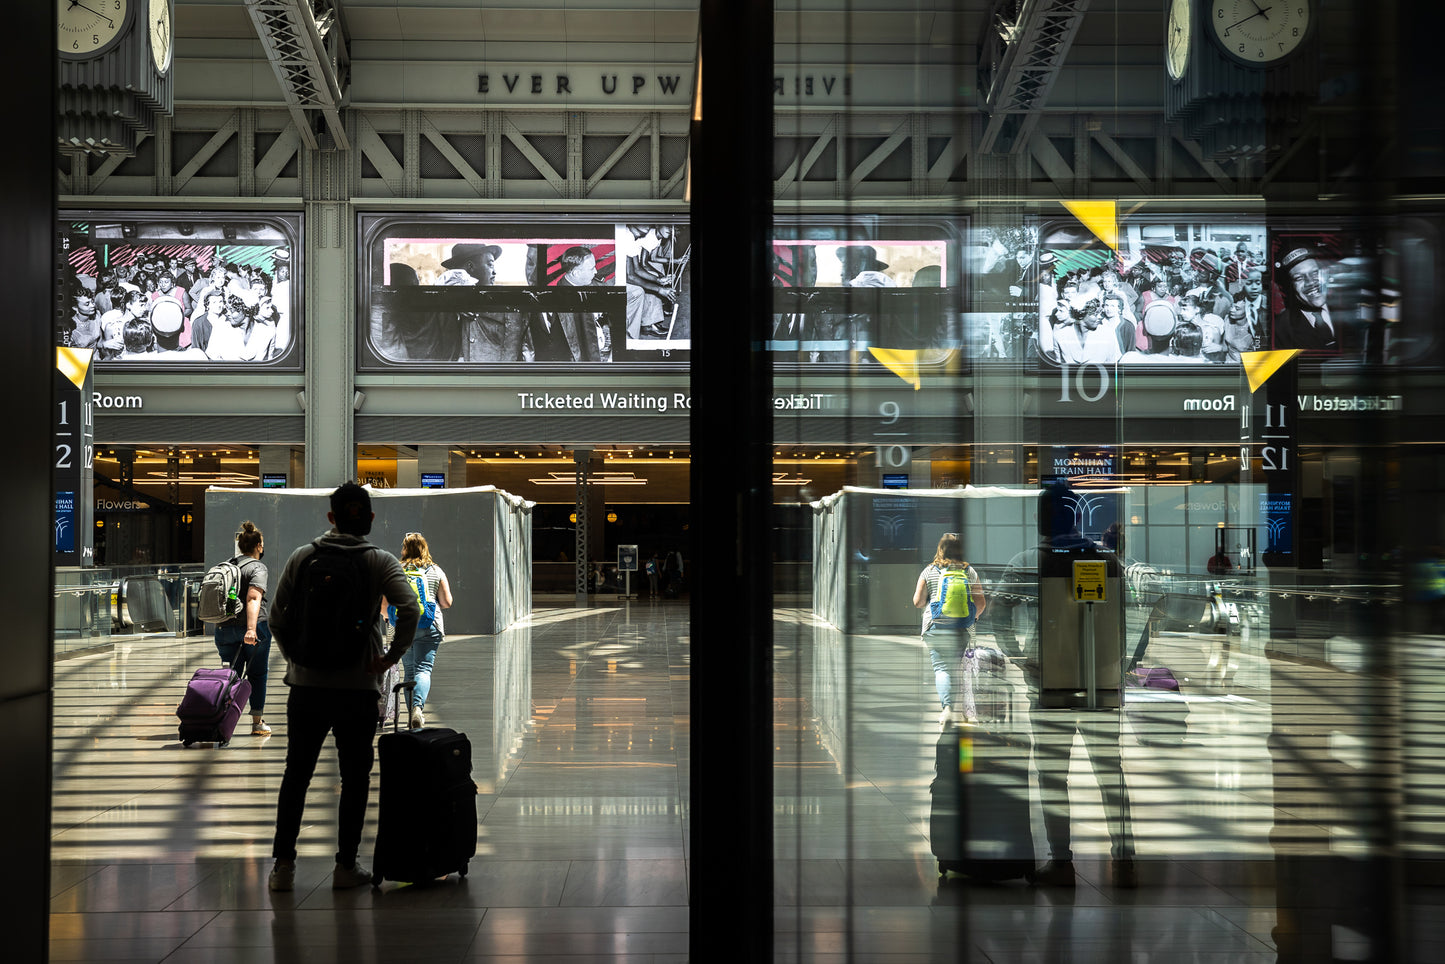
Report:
61,247,293,363
1038,241,1268,366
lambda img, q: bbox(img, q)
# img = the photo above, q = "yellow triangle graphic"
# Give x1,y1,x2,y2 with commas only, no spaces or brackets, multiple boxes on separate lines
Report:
1061,200,1118,251
868,347,923,390
1241,349,1302,393
57,347,93,389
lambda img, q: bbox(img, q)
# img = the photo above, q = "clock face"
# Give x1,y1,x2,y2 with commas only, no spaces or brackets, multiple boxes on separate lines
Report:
149,0,171,73
1210,0,1311,65
58,0,130,57
1167,0,1192,81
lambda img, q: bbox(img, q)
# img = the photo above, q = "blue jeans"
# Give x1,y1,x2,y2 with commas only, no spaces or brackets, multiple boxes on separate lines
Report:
401,625,443,708
215,620,271,714
271,686,378,865
925,625,974,710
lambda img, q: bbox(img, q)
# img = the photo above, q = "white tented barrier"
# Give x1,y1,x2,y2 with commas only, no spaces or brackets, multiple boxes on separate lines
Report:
811,485,1104,635
204,485,533,636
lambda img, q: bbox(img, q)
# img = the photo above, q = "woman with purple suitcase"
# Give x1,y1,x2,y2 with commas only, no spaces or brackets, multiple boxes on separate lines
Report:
213,521,273,736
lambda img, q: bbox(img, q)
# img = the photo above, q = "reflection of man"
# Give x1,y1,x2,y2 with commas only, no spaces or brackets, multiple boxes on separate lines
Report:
1001,485,1136,889
442,243,526,362
1272,247,1339,351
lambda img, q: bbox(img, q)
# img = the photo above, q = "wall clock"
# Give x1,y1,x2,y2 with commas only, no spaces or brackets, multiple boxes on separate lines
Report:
58,0,132,59
1167,0,1193,81
1209,0,1312,66
148,0,171,74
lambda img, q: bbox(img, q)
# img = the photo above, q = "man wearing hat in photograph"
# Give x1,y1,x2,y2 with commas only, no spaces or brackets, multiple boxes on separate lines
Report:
1272,246,1339,352
1225,241,1256,292
439,242,526,362
1187,248,1233,318
838,244,894,288
835,244,895,358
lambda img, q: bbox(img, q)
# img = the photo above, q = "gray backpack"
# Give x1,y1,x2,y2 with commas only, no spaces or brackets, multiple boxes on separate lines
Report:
196,557,246,623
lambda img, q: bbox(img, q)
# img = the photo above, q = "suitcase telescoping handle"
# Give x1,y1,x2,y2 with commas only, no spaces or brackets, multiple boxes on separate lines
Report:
228,640,255,680
392,680,416,733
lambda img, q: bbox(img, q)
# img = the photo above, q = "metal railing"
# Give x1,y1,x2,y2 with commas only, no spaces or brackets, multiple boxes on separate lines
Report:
54,565,208,658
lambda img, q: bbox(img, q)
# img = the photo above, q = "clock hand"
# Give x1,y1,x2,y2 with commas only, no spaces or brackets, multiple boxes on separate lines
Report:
72,1,115,27
1223,7,1270,33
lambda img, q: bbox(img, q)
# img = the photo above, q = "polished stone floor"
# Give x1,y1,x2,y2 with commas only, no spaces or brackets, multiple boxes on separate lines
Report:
49,598,1445,961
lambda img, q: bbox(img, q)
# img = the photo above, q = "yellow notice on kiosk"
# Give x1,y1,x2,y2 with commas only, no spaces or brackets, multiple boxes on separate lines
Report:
1073,560,1107,602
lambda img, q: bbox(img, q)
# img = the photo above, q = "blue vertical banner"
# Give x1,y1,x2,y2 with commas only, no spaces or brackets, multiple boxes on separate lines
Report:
55,491,75,553
54,348,94,567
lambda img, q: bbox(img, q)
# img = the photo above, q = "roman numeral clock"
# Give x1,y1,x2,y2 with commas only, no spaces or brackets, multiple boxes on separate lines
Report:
1165,0,1317,163
58,0,174,158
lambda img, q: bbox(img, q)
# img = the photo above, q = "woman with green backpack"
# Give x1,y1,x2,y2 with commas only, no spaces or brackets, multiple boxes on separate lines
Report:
913,532,987,729
392,532,453,729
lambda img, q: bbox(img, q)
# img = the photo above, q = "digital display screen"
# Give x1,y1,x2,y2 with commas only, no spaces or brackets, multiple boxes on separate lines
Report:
361,214,690,367
1034,218,1267,367
421,472,446,489
881,473,910,489
58,212,301,369
261,473,288,489
362,214,962,371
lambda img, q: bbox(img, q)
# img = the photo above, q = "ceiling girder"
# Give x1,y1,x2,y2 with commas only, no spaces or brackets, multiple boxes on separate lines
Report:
243,0,351,151
977,0,1091,155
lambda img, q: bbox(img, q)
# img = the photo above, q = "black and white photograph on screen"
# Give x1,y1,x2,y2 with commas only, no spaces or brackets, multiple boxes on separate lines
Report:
58,215,299,367
1035,220,1267,367
361,216,678,367
1268,229,1385,364
617,222,692,353
767,238,956,365
961,224,1043,362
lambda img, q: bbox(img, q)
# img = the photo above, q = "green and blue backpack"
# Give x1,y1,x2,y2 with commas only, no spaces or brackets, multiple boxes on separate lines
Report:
929,564,977,629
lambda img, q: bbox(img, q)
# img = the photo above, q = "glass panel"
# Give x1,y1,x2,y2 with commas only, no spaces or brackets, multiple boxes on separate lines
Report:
769,1,1416,959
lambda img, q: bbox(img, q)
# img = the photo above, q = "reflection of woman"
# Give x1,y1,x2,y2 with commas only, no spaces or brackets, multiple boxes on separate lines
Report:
395,532,453,730
912,532,987,729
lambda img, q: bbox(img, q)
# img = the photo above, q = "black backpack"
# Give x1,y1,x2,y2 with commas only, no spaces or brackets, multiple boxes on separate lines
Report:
282,544,377,670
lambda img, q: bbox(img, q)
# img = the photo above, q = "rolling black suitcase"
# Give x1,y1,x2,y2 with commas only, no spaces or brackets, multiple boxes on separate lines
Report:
931,726,1034,880
372,682,479,885
931,651,1035,885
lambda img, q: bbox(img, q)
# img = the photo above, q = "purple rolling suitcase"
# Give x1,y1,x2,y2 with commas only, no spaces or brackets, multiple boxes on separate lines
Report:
1125,665,1189,746
177,650,252,747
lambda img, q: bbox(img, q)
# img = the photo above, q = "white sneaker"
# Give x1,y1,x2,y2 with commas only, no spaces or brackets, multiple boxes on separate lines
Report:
332,861,373,889
409,708,425,730
938,706,953,730
268,860,295,892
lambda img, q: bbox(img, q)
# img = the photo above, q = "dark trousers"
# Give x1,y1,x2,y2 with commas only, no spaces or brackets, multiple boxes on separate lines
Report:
271,686,378,865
